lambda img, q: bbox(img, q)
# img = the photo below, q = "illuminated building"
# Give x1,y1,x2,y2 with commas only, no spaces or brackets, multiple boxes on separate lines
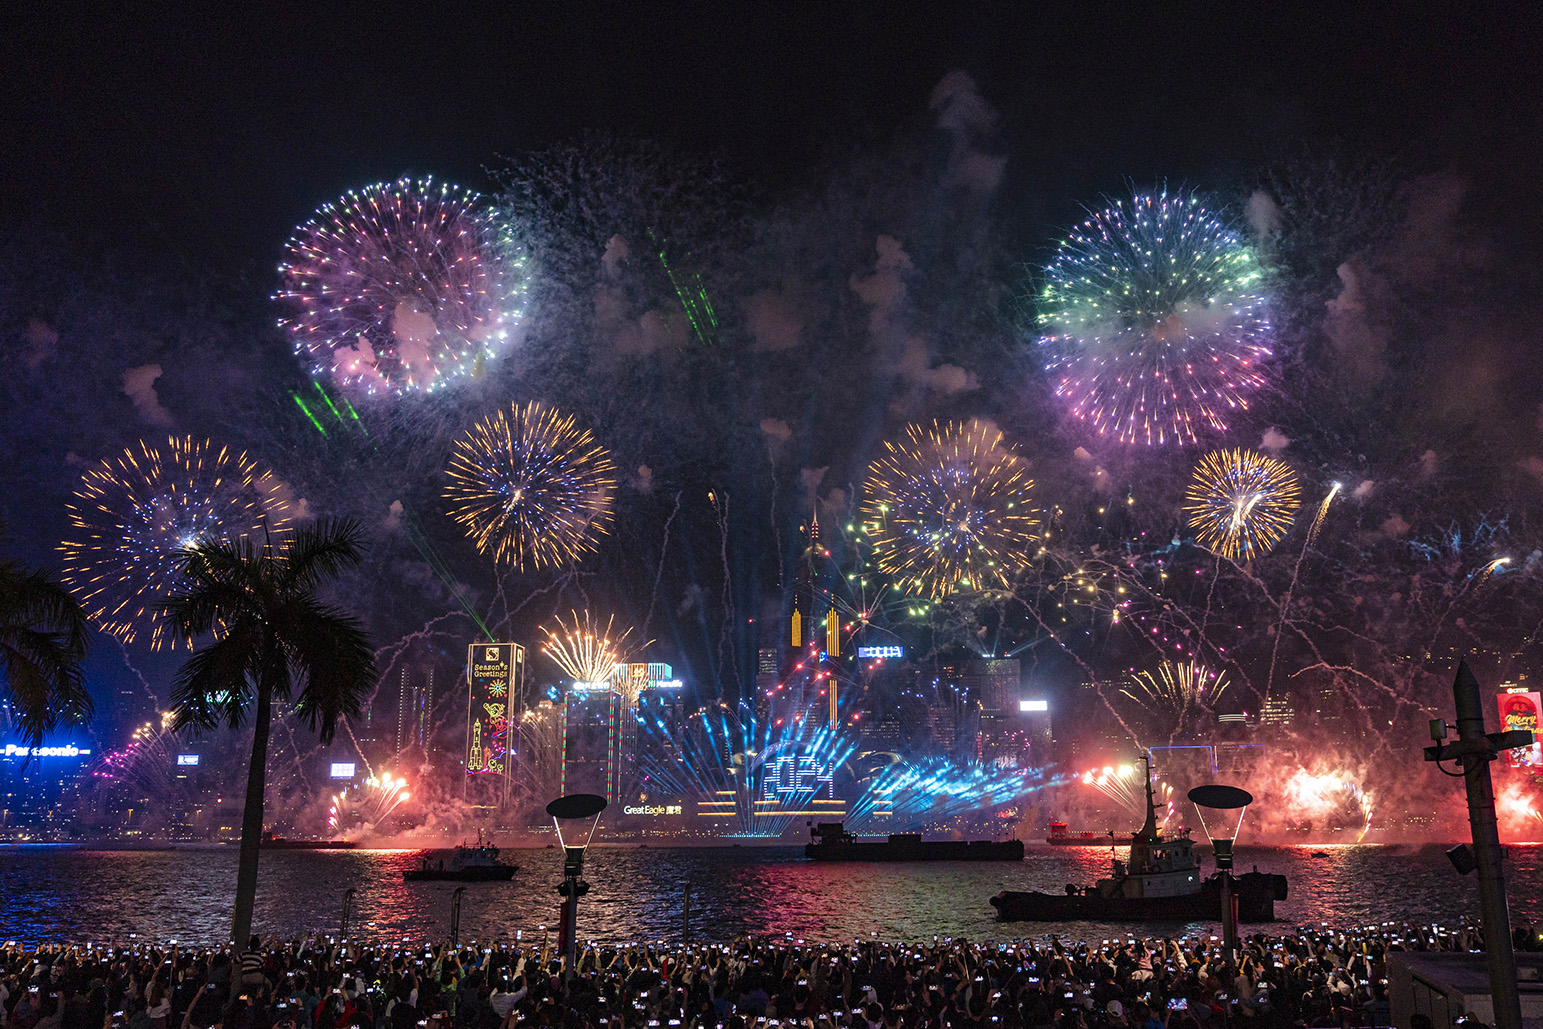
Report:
864,711,903,753
396,662,435,754
967,659,1020,712
0,740,94,834
465,643,522,807
561,684,613,797
1059,679,1134,761
1260,694,1296,728
563,663,682,805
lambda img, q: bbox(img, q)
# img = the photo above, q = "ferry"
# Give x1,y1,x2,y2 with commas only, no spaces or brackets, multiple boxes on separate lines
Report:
1046,823,1128,846
992,758,1286,922
805,823,1024,862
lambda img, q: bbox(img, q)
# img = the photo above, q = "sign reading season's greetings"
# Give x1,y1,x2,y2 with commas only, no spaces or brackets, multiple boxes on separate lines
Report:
466,643,522,777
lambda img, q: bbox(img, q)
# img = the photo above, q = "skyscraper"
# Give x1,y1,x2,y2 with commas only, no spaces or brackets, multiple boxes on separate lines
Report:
396,663,435,754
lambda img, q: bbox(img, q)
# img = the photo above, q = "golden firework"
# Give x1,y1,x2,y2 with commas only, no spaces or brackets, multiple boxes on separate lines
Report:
59,436,291,649
444,401,616,570
861,419,1039,600
540,610,632,687
1183,448,1300,561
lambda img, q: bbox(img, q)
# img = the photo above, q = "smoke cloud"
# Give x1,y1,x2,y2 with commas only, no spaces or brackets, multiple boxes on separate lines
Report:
123,364,174,426
929,70,1007,200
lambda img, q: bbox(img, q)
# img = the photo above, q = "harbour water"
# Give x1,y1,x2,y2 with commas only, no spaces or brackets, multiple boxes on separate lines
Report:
1,843,1538,945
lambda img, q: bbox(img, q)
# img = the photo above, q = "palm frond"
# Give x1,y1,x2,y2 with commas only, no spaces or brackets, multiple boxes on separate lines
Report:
277,597,377,744
280,518,367,593
0,561,91,659
170,625,261,732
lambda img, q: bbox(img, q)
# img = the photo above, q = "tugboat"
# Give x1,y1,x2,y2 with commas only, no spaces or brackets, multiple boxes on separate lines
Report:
1046,823,1127,846
991,756,1286,922
403,833,518,882
806,823,1024,862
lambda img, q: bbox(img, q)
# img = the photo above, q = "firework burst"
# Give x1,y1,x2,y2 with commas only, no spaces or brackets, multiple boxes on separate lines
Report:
60,437,291,649
275,177,528,395
328,772,411,833
1183,448,1301,561
861,419,1039,600
1279,767,1374,841
1038,189,1272,445
444,401,617,570
1078,763,1176,826
540,610,632,686
1123,660,1231,724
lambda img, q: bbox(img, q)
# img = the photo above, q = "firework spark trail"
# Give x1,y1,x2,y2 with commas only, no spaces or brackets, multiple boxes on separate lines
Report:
640,491,683,642
346,608,480,774
1267,481,1342,699
445,401,617,572
276,177,529,395
60,436,292,649
712,490,736,699
1307,481,1342,547
862,419,1039,600
114,637,165,708
1476,556,1510,588
1037,188,1272,445
1074,764,1176,828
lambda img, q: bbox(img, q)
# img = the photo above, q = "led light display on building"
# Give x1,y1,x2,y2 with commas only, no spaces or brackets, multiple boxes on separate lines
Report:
857,646,904,659
1499,686,1542,768
466,642,523,777
1019,699,1049,712
329,762,357,779
176,754,200,767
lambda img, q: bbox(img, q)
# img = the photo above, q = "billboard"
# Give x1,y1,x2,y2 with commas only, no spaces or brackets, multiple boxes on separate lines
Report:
176,754,200,767
329,762,356,779
1499,688,1542,768
1019,699,1049,713
857,646,903,659
2,744,91,759
466,642,522,777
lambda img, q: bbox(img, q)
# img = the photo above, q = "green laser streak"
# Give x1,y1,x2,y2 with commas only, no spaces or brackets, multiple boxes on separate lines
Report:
314,381,346,424
292,394,328,437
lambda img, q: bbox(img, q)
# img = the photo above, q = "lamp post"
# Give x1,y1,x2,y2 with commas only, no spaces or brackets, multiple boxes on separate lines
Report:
1187,783,1253,959
1423,660,1532,1029
545,792,607,984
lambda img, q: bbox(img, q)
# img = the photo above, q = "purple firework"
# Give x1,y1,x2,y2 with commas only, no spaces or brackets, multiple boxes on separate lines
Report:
1037,190,1272,446
275,177,527,396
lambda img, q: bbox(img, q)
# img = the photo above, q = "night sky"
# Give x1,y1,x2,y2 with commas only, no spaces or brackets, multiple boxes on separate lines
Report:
6,6,1538,265
4,2,1543,799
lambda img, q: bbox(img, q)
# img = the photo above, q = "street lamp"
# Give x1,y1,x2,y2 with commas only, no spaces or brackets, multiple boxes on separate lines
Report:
545,792,607,983
1187,783,1253,957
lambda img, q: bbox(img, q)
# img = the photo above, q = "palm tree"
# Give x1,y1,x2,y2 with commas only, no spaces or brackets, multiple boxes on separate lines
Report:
164,519,377,947
0,559,92,748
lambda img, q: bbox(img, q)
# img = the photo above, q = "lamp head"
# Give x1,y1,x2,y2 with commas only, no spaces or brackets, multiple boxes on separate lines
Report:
1186,784,1254,853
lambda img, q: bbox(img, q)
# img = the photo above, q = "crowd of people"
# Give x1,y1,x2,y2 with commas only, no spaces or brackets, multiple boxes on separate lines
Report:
0,922,1528,1029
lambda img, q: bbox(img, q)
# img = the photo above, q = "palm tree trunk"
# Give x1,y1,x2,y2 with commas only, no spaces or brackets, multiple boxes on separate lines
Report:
232,674,274,948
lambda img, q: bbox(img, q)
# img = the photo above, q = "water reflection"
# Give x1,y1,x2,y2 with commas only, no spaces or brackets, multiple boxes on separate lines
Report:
0,844,1535,945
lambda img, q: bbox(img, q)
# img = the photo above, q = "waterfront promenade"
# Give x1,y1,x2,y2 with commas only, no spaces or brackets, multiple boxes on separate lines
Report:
4,921,1535,1029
